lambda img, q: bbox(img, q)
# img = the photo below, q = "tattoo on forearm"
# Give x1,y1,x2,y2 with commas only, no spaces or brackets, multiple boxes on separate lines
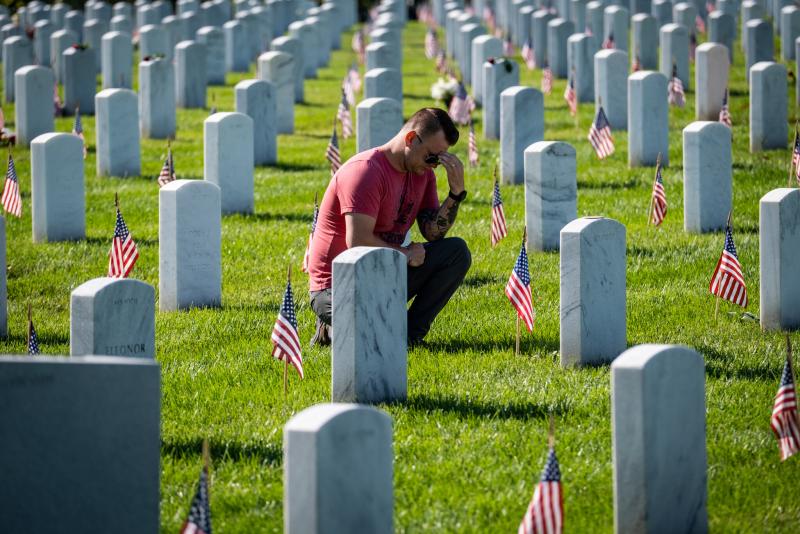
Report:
418,199,459,241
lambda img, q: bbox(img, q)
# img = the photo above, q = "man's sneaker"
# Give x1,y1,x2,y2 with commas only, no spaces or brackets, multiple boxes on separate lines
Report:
310,318,332,347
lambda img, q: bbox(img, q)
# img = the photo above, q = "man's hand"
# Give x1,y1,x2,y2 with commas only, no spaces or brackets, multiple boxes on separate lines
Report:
438,152,465,195
404,242,426,267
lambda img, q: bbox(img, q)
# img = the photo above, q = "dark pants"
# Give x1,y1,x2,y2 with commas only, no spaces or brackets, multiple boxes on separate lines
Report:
310,237,472,343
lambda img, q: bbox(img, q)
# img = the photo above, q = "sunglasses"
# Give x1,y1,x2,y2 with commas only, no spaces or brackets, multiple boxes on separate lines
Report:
416,134,441,165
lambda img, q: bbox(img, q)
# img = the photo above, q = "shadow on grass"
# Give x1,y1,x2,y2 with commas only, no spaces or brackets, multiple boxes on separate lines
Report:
697,344,778,381
163,438,282,466
271,161,323,172
419,335,560,355
462,273,502,288
4,331,69,345
83,236,159,247
234,211,312,223
405,393,568,421
577,178,640,190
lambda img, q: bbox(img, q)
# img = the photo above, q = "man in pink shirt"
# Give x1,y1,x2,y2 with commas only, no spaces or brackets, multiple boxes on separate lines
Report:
308,108,471,346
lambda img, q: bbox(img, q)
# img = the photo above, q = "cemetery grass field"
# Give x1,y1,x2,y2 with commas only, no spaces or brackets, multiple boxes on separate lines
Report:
2,20,800,533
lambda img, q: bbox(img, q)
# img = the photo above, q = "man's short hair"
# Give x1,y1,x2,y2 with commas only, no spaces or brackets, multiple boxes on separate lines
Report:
406,108,460,146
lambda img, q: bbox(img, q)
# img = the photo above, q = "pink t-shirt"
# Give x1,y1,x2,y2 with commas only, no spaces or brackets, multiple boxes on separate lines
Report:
308,148,440,291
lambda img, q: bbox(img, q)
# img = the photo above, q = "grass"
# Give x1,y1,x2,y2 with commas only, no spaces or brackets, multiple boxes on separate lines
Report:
1,18,799,532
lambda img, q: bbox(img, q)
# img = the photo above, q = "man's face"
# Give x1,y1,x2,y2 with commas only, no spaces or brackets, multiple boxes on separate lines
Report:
407,130,449,174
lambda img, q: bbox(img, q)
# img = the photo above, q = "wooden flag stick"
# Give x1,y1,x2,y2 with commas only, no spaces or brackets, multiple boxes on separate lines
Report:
548,412,555,449
114,191,119,209
202,438,210,471
714,209,734,321
515,316,520,356
26,303,31,349
645,152,661,225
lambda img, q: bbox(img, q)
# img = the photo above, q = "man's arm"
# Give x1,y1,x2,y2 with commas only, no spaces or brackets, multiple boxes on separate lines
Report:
345,212,425,266
417,152,465,242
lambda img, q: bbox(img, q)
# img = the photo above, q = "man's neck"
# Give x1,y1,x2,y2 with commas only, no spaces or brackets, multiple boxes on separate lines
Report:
380,137,409,173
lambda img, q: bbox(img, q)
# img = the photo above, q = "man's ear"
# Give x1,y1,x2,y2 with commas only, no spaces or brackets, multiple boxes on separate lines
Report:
404,130,417,147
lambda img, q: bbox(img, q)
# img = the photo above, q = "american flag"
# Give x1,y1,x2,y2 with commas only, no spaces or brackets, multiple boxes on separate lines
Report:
435,50,447,73
468,119,479,167
706,1,716,13
1,154,21,217
348,62,361,93
564,75,577,116
588,106,615,159
302,196,319,274
695,14,706,33
521,37,536,70
505,235,535,332
272,277,304,379
27,311,40,356
107,201,140,278
542,63,553,95
584,25,593,37
343,74,355,107
325,123,341,175
491,177,507,247
602,32,615,49
425,28,440,60
518,448,563,534
792,128,800,185
709,223,748,307
449,81,472,125
53,82,63,117
668,64,685,107
771,343,800,461
351,29,365,64
649,161,667,226
180,467,212,534
503,35,515,57
337,89,352,138
0,106,5,131
483,6,496,33
631,55,641,72
157,145,175,187
73,107,87,158
719,90,732,128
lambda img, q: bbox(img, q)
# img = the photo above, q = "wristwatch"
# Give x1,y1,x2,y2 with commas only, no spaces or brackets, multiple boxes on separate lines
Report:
448,190,467,202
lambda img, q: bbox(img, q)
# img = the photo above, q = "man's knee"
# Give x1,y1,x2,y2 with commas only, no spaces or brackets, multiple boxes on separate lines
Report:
445,236,472,275
310,289,332,326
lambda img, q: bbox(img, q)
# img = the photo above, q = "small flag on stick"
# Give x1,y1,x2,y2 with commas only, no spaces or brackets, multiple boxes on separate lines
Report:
158,142,176,187
107,194,140,279
491,171,508,247
272,267,304,382
337,89,352,139
180,441,212,534
668,63,685,107
468,119,479,167
564,73,577,116
588,105,615,159
325,121,342,175
541,62,553,95
27,304,40,356
709,213,748,308
72,106,87,158
771,336,800,461
791,124,800,187
448,81,473,125
518,417,564,534
1,152,22,218
718,89,732,129
505,230,535,333
425,28,440,60
602,32,615,49
521,37,536,70
649,155,667,226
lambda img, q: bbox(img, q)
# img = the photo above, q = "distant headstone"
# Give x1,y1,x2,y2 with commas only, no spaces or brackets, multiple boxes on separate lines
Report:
32,20,53,66
749,61,787,152
547,18,574,78
568,33,594,102
162,15,184,54
175,40,207,108
180,11,204,41
14,66,55,147
471,35,502,106
659,23,689,89
501,86,544,185
30,132,85,242
445,9,463,58
3,36,34,104
781,7,800,60
366,41,399,72
195,26,226,85
271,35,304,102
458,23,483,84
83,18,108,73
612,344,707,534
288,20,318,77
63,46,96,115
631,13,657,69
570,0,587,36
356,97,402,153
628,71,668,167
258,51,295,133
96,89,140,177
101,31,132,89
50,2,70,28
560,217,626,366
585,1,604,50
760,188,800,331
139,57,176,139
0,355,160,533
364,68,402,108
604,5,629,51
651,0,673,27
483,58,519,140
740,1,763,50
695,43,729,120
594,49,628,130
532,9,556,68
110,14,133,34
744,19,773,73
64,10,85,41
159,180,222,311
70,278,155,358
50,30,76,85
284,403,393,534
708,11,735,63
235,79,277,166
682,121,732,233
524,141,577,252
672,2,696,30
223,19,249,72
204,112,254,214
332,247,407,403
139,24,170,59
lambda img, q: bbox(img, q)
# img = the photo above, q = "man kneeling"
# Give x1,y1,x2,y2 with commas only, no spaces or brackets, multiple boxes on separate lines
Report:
307,107,472,346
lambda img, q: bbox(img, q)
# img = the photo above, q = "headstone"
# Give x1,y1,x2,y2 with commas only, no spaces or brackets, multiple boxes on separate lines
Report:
631,13,657,69
604,5,630,51
760,189,800,330
235,79,277,166
586,1,604,51
672,1,696,29
716,0,736,19
524,141,577,251
568,33,594,102
332,247,407,403
14,66,54,147
749,61,787,152
533,9,556,68
501,87,544,185
258,51,295,133
305,15,328,67
50,2,69,28
695,43,729,120
612,345,707,534
458,23,483,84
101,31,132,89
33,20,53,66
70,278,155,358
744,19,773,73
519,5,536,50
740,1,763,50
659,23,690,89
196,26,226,85
175,40,207,108
223,19,249,72
287,20,317,78
139,24,170,59
50,30,75,84
284,404,393,534
320,3,340,48
110,14,133,34
139,57,176,139
483,58,519,140
631,0,652,14
180,11,204,41
0,355,160,532
3,36,33,104
83,18,109,73
571,0,588,34
114,1,134,19
780,6,800,60
595,49,628,130
366,41,400,72
651,0,673,27
628,71,668,166
445,9,463,58
364,67,402,107
250,5,273,54
63,46,96,115
204,112,254,214
774,0,793,33
64,10,85,41
30,132,85,243
560,217,626,366
88,1,113,23
162,15,184,54
356,97,402,152
471,35,502,106
708,11,735,63
178,0,200,15
159,180,222,311
271,35,304,102
95,89,140,177
682,121,732,233
547,18,574,78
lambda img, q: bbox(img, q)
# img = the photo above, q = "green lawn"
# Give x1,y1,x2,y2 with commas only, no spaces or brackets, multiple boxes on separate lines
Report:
1,19,799,532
